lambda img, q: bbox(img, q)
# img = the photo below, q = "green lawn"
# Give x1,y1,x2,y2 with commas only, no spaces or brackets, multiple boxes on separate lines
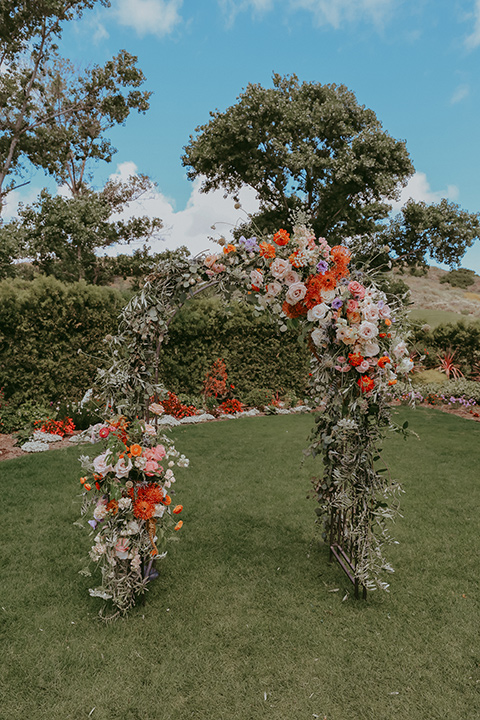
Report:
1,408,479,719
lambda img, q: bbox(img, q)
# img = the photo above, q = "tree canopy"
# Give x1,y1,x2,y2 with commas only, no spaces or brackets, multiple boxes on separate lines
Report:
0,1,150,212
182,73,414,244
381,198,480,268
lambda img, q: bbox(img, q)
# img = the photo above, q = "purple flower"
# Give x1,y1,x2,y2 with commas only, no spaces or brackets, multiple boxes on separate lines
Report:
88,520,97,530
331,297,343,310
316,260,328,274
239,235,259,252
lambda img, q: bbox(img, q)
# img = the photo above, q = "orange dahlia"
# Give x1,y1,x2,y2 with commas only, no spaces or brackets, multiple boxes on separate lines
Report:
259,241,276,259
272,229,290,246
133,499,155,520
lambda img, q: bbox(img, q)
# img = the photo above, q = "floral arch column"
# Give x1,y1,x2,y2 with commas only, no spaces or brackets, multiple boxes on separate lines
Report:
79,224,413,616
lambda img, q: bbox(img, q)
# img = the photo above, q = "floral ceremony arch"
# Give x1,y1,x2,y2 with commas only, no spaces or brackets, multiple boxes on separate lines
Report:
77,224,413,617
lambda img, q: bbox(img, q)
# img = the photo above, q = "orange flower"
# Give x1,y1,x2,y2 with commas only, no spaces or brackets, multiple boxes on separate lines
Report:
174,520,183,531
259,241,276,259
142,484,163,504
330,245,351,265
348,352,364,367
80,476,87,485
133,499,155,520
173,504,183,514
223,244,236,254
162,494,172,506
282,299,308,319
272,229,290,246
377,356,391,369
84,483,92,491
107,499,118,515
384,318,392,326
357,376,375,393
129,444,142,457
388,379,398,386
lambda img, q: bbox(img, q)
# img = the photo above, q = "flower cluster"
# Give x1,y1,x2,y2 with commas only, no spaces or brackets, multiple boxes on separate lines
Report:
203,225,413,397
162,391,196,419
78,416,188,615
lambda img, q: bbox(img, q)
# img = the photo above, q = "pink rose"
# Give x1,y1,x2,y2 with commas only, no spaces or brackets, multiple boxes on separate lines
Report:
283,270,300,286
356,360,371,373
266,281,282,297
347,299,359,313
285,281,307,305
144,459,159,475
348,281,366,299
270,258,292,279
358,321,378,340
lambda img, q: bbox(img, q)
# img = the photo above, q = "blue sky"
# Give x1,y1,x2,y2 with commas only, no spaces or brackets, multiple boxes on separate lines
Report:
7,0,480,269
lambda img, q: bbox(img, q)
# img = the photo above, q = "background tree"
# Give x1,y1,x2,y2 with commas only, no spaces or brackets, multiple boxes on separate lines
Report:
8,174,162,283
379,198,480,269
182,73,414,244
0,0,111,213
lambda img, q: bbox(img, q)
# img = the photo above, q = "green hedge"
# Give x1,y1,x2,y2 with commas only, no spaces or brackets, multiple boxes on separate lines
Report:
159,296,310,399
0,280,310,409
0,276,126,403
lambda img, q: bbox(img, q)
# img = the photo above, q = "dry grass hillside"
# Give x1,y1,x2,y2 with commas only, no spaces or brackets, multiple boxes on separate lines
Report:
392,266,480,326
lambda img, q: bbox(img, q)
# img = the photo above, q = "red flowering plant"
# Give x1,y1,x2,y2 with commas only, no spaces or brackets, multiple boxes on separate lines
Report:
77,416,188,618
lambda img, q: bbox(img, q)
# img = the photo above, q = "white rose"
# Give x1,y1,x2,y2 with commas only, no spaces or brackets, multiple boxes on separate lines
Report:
358,321,378,340
93,501,108,521
93,451,114,477
270,258,291,279
379,304,391,319
114,456,132,478
307,303,329,322
362,304,379,322
393,341,407,358
283,270,300,286
285,281,307,305
356,360,371,373
322,289,335,303
311,328,327,347
362,341,380,357
266,281,282,297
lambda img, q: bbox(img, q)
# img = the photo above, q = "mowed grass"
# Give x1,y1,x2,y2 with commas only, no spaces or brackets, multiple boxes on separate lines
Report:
1,408,479,720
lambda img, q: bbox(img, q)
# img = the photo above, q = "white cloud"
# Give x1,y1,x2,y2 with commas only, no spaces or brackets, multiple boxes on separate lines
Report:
113,0,182,37
104,161,260,258
218,0,273,26
465,0,480,49
289,0,393,28
390,172,459,214
450,83,470,104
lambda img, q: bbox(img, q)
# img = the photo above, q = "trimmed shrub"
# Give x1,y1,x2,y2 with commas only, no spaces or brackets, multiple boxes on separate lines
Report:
0,276,126,404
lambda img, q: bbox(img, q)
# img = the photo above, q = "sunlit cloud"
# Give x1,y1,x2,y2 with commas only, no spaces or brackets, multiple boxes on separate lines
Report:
390,172,459,214
113,0,183,37
103,162,260,258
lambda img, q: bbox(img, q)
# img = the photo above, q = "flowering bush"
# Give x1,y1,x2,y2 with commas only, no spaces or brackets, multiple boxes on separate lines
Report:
36,417,75,437
218,398,244,414
161,392,197,419
78,416,188,617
